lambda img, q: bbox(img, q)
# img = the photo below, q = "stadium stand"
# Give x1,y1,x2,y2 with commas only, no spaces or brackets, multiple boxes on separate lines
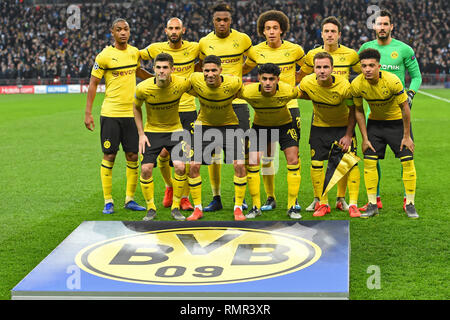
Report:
0,0,448,86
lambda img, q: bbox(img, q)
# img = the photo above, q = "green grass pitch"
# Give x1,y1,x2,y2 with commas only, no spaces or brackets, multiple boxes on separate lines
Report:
0,89,448,300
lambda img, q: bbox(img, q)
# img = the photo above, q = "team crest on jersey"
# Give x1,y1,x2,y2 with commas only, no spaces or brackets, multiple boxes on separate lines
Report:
390,51,399,59
233,40,239,48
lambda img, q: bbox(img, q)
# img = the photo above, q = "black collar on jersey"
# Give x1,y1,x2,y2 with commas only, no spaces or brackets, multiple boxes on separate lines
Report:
321,44,341,49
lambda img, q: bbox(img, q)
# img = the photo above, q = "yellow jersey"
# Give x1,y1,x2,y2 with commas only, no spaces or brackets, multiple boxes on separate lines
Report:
299,74,353,127
139,40,199,112
199,29,252,104
302,44,361,79
134,75,192,132
239,81,300,126
350,70,408,121
91,44,141,117
245,40,305,109
189,72,242,127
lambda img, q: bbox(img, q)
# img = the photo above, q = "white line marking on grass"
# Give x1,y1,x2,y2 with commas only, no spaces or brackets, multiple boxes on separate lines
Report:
418,90,450,103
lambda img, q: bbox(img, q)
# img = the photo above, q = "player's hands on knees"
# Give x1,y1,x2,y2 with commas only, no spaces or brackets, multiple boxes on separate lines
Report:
362,139,376,153
401,136,415,153
338,135,352,152
84,113,95,131
139,134,151,155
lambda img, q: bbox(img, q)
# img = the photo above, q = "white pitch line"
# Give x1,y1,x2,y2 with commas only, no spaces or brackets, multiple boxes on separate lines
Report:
417,90,450,103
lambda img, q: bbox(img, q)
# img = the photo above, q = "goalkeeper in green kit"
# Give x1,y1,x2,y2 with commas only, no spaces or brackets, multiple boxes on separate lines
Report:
358,9,422,212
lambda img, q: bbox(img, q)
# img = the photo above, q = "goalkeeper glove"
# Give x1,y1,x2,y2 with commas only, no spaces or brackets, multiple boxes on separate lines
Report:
407,89,415,109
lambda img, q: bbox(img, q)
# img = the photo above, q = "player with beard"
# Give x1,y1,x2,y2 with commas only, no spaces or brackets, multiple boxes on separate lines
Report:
140,17,199,212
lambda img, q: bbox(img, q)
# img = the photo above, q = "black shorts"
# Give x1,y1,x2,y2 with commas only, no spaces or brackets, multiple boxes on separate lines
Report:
141,131,188,165
179,111,197,138
100,116,139,154
233,103,250,131
250,123,299,153
289,107,301,142
309,125,357,161
191,124,245,165
365,119,414,159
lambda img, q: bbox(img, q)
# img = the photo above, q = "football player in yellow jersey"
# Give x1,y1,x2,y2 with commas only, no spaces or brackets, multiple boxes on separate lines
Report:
133,53,192,221
139,17,199,212
297,16,361,213
298,52,361,218
239,63,302,219
198,2,252,212
84,18,152,215
351,49,418,219
242,10,305,212
185,55,247,221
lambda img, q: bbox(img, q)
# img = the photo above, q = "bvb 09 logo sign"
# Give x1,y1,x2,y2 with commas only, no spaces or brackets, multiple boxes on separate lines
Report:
75,227,322,285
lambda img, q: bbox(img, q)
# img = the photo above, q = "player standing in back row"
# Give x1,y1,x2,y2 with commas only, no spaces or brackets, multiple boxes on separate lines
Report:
84,18,152,214
297,16,361,213
242,10,305,213
198,2,252,213
140,17,199,212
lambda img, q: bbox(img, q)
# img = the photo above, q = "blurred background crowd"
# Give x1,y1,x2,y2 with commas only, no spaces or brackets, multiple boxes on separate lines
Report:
0,0,448,85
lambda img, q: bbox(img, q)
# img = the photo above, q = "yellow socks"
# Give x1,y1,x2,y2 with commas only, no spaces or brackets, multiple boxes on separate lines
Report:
287,163,301,209
347,164,361,206
364,157,379,204
233,175,247,207
261,156,275,199
246,165,261,209
182,162,191,199
125,160,139,204
157,155,172,188
310,160,324,202
188,176,202,207
140,176,155,210
208,162,221,197
172,173,187,209
101,159,114,204
401,158,416,204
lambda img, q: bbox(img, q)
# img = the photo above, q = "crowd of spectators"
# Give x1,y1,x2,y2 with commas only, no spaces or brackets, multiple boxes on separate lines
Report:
0,0,448,84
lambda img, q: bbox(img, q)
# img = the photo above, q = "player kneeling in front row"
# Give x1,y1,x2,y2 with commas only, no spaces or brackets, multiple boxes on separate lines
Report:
186,55,248,221
239,63,302,219
352,49,418,219
133,53,192,221
298,52,361,218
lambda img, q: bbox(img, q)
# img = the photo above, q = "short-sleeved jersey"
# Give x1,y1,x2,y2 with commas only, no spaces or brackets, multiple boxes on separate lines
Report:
299,74,353,127
358,39,422,92
302,44,361,79
91,45,141,117
139,41,199,112
239,81,300,126
245,40,305,109
198,29,252,104
134,75,192,132
189,72,242,127
350,70,408,121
